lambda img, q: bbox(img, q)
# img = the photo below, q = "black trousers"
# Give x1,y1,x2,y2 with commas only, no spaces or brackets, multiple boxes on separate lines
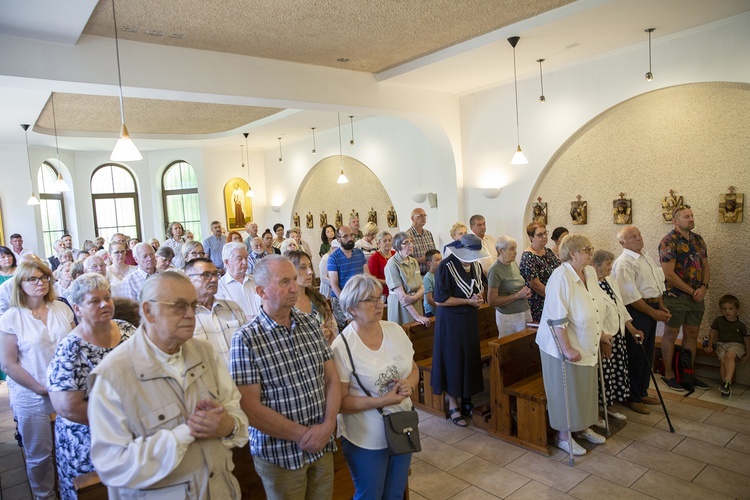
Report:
625,301,658,403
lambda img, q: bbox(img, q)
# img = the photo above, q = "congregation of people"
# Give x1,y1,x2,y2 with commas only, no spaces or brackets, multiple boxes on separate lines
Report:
0,202,747,498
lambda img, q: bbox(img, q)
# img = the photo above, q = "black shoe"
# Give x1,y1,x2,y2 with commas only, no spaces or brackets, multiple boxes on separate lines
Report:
662,377,685,392
445,407,467,427
693,378,709,389
460,398,474,417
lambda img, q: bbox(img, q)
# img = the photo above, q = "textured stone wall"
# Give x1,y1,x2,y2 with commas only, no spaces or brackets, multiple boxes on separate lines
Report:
529,83,750,343
292,155,395,270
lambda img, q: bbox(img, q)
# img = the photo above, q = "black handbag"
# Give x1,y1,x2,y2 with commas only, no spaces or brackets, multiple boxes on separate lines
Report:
340,334,421,455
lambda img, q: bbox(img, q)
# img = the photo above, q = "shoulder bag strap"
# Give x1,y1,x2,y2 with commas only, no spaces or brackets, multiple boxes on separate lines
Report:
340,333,385,415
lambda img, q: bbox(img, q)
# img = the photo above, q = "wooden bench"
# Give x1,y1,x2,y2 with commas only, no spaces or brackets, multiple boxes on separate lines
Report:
488,327,550,455
403,304,499,419
653,335,727,380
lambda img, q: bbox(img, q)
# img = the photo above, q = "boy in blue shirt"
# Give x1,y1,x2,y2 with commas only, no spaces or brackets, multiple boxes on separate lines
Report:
422,249,442,318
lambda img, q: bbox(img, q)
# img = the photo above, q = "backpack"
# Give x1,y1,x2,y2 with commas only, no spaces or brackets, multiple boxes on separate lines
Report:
673,345,695,395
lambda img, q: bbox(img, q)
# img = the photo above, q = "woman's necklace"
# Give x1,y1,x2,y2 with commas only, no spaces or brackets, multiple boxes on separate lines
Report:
30,305,46,320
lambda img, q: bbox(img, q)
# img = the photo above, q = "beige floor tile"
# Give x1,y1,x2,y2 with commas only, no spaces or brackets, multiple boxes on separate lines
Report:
0,442,21,459
0,428,18,444
630,469,732,500
615,441,706,481
725,431,750,453
653,415,736,446
505,480,576,499
616,421,685,451
567,474,654,500
593,434,633,456
417,437,474,471
573,450,647,487
420,415,477,445
0,451,24,472
2,482,33,500
704,410,750,435
692,464,750,499
452,433,526,466
448,485,501,499
417,410,436,422
614,404,665,427
661,399,714,422
408,460,470,500
0,464,28,489
723,405,750,418
449,457,530,498
409,491,429,500
505,452,589,492
681,397,727,411
697,387,750,410
672,437,750,476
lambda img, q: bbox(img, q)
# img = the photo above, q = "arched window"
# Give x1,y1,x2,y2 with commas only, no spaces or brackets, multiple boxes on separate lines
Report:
37,162,67,257
161,161,201,240
91,164,141,242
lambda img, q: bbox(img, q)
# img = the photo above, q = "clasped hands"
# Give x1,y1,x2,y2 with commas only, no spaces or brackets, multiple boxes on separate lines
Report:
187,399,234,439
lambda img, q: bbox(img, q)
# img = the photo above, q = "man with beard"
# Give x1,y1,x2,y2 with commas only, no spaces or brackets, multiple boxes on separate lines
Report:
327,226,368,328
659,205,710,391
186,258,246,368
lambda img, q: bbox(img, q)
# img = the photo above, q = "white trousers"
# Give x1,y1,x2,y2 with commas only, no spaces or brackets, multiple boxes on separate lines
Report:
16,409,57,499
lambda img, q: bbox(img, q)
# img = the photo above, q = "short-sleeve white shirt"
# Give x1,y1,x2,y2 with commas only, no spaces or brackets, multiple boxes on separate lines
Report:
216,273,262,320
330,321,415,450
537,263,606,366
611,248,666,306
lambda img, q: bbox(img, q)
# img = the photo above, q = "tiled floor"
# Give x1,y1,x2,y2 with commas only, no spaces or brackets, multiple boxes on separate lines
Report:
408,378,750,499
0,378,748,499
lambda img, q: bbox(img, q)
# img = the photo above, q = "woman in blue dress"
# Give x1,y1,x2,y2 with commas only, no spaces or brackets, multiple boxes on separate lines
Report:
47,273,135,499
430,234,489,427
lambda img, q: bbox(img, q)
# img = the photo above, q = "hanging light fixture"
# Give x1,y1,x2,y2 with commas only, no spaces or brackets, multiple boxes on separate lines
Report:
644,28,655,81
348,115,355,145
22,124,40,206
110,0,142,161
243,132,254,197
50,94,70,192
536,59,546,103
337,113,349,184
508,36,528,165
277,137,283,163
311,127,317,154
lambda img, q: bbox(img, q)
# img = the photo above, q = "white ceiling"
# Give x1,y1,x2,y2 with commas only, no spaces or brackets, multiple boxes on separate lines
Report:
1,0,749,152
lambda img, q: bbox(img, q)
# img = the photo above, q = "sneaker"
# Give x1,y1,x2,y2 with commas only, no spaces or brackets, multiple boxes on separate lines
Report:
720,381,731,398
576,428,606,444
662,377,685,392
556,437,587,456
593,418,607,429
607,408,627,420
693,378,709,389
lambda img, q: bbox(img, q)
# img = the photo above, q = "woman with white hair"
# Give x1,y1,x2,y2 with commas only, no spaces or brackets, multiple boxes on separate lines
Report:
279,238,299,254
384,232,429,326
331,274,418,499
355,222,379,260
47,273,135,499
487,236,532,337
538,234,609,456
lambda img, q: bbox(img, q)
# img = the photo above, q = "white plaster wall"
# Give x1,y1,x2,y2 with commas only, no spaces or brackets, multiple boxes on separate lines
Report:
460,13,750,247
262,115,456,251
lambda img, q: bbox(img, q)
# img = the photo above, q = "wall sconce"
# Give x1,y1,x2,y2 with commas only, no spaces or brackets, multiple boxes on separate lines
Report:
426,193,438,209
270,205,281,213
481,187,502,199
411,193,427,203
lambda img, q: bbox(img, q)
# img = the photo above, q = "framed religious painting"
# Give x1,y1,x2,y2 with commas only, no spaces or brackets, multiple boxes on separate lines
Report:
719,186,743,223
223,178,253,230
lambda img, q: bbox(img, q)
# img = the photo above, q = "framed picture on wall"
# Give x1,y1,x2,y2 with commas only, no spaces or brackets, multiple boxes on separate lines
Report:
223,178,253,230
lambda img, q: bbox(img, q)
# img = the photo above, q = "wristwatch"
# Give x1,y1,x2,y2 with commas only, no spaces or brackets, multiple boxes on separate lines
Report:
700,283,709,289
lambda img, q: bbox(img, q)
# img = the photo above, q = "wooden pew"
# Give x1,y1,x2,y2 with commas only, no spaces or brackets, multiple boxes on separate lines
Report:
403,304,499,419
488,328,550,455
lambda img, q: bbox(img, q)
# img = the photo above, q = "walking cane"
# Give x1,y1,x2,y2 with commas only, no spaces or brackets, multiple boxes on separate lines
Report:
636,335,675,433
547,318,575,466
597,345,610,436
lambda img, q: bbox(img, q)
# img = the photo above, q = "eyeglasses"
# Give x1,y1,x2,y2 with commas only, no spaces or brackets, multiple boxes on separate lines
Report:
360,295,386,305
187,251,205,257
148,300,199,315
534,231,548,237
187,271,222,281
111,250,126,255
581,246,595,254
25,275,52,284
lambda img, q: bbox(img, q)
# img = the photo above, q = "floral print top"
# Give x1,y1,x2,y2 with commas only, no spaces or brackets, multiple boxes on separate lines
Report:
519,248,561,322
658,229,707,298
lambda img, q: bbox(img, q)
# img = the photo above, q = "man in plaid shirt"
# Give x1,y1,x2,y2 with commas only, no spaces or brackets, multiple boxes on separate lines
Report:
231,255,341,499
